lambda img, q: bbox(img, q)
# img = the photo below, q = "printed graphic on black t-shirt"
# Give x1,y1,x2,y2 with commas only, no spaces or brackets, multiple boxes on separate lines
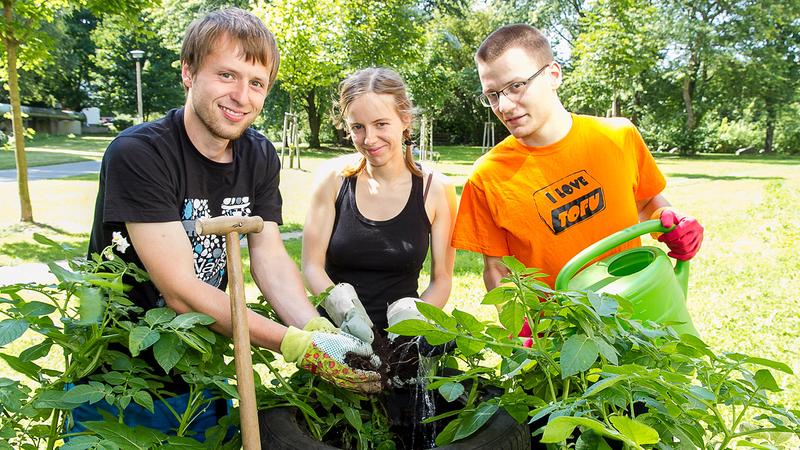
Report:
182,196,252,288
533,170,605,234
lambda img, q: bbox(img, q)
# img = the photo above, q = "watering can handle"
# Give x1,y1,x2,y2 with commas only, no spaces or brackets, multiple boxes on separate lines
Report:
554,219,685,290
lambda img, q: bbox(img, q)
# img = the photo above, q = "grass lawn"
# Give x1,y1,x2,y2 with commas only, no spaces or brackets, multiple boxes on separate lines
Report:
0,134,114,170
1,140,799,419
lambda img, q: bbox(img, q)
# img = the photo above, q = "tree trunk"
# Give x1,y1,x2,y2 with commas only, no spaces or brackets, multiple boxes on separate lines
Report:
611,94,621,117
764,102,776,154
304,89,321,149
3,0,33,222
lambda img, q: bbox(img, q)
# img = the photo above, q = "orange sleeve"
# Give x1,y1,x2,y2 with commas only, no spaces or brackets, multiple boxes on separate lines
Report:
451,180,509,256
629,125,666,200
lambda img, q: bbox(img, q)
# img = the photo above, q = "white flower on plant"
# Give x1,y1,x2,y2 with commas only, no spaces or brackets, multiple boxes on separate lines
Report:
111,232,130,254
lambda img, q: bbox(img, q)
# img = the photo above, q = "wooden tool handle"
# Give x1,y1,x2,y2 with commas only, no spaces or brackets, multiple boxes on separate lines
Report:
195,215,264,236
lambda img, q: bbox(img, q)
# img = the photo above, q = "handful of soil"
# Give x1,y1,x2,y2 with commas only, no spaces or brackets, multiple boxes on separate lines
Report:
344,331,438,390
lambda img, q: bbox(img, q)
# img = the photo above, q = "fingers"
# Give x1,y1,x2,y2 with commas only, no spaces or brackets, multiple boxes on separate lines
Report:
659,209,678,228
331,369,383,394
341,309,375,344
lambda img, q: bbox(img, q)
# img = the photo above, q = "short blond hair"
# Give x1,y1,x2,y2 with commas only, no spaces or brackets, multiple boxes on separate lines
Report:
476,24,553,66
181,8,280,92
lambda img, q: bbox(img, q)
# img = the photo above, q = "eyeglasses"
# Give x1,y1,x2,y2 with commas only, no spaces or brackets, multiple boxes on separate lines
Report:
477,62,552,108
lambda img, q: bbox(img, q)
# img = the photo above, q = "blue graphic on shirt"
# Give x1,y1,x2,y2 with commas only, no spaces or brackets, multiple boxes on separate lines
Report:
181,197,252,288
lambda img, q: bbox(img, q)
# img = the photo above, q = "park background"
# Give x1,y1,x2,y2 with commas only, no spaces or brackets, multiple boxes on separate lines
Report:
0,0,798,429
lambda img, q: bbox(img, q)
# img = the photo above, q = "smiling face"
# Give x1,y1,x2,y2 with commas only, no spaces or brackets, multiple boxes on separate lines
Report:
345,92,410,169
182,35,269,145
477,46,562,146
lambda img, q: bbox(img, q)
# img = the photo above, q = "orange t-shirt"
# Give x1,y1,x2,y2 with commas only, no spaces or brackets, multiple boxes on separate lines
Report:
452,114,666,287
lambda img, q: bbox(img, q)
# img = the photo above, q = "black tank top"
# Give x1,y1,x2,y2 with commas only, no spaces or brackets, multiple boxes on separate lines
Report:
324,172,432,333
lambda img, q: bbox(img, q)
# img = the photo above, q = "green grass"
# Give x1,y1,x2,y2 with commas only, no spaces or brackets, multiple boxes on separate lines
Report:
1,139,799,415
0,134,113,170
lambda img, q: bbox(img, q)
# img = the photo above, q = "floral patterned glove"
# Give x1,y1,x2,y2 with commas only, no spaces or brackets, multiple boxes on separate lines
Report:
280,324,382,394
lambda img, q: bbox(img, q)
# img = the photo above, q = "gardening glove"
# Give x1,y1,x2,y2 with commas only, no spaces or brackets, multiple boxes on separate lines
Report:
386,297,427,342
652,207,704,261
387,297,454,356
322,283,374,344
303,316,338,333
280,323,382,394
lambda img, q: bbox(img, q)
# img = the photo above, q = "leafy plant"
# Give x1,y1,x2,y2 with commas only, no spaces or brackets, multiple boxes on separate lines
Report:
388,256,800,449
0,233,241,449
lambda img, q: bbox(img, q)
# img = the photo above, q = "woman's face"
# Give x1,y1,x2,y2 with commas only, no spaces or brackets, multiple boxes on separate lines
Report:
345,92,410,169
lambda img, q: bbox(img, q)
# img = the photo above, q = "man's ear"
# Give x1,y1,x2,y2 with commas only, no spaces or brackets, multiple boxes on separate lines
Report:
181,63,193,89
548,62,564,89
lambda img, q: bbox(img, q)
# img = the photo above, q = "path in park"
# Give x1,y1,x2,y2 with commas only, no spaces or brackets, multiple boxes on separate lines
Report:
0,161,102,183
0,160,303,285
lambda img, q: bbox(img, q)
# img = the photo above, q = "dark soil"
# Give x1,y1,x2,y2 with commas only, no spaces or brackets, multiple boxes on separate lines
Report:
344,331,427,389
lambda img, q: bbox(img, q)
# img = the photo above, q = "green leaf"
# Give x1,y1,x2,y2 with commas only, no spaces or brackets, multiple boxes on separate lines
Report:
342,406,363,431
501,256,527,273
541,416,621,444
576,430,614,450
560,334,600,378
212,379,240,400
754,369,781,392
0,353,49,381
482,286,510,305
438,382,464,402
455,336,483,356
596,338,619,365
76,286,105,325
18,340,53,362
47,261,82,283
609,416,659,445
416,302,458,331
82,421,164,449
503,403,529,423
498,301,524,337
145,308,176,326
133,390,155,414
454,402,498,441
587,292,618,317
386,319,437,336
583,374,626,397
128,327,160,357
152,333,185,373
0,319,28,347
32,233,60,248
731,354,794,374
169,312,216,329
452,309,485,334
434,417,460,446
59,436,103,450
63,383,105,405
423,330,456,346
18,301,56,317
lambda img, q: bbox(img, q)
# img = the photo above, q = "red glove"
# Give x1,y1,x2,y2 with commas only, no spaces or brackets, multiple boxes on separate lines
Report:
655,209,704,261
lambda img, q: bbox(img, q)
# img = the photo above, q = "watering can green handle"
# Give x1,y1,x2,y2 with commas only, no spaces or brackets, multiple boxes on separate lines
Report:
554,219,687,291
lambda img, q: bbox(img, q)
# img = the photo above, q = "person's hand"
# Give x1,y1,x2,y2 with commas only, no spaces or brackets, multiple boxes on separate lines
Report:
386,297,426,341
280,323,382,394
322,283,374,344
653,208,704,261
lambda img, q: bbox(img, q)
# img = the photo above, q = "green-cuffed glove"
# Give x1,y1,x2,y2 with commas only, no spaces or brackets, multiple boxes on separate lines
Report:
386,297,426,341
280,323,382,394
322,283,374,344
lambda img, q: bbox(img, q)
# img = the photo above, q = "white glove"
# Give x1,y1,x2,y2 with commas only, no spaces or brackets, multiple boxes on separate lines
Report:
322,283,374,344
386,297,426,341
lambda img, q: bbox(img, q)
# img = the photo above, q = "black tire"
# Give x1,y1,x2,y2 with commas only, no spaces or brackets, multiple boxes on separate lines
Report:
259,405,529,450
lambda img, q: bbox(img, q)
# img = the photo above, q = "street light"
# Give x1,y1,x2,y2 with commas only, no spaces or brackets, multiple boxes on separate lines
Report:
130,50,145,124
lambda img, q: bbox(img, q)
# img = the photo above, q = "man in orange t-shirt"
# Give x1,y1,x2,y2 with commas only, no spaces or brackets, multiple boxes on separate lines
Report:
452,24,704,291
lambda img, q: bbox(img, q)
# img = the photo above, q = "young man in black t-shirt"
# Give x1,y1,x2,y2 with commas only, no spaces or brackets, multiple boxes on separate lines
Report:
80,8,380,441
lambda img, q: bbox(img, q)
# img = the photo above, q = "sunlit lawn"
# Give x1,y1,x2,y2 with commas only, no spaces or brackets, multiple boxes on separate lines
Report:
1,140,799,414
0,134,114,170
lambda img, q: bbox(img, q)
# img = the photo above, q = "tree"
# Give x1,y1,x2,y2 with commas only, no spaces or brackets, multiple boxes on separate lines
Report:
0,0,152,223
256,0,345,149
565,0,663,120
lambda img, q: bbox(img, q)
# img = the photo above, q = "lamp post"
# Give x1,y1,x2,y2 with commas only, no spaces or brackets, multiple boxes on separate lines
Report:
130,50,145,124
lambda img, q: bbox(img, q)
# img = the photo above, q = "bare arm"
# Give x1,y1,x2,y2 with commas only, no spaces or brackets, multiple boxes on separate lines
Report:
126,221,288,352
419,173,457,308
482,255,510,291
248,221,318,329
301,161,342,296
637,194,671,222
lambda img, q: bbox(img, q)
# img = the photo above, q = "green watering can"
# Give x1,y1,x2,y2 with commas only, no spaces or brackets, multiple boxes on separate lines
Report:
554,219,699,336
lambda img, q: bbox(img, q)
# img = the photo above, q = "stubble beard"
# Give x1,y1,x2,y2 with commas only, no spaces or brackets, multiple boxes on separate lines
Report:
192,97,255,141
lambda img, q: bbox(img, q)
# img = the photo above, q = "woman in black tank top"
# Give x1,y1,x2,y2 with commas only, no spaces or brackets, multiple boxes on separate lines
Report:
302,67,457,337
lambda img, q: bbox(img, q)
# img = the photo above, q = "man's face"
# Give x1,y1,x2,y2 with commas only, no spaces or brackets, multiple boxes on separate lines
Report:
477,47,559,146
182,36,269,142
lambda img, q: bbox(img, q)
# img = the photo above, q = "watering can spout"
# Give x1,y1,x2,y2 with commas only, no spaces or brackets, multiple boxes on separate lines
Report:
674,260,690,298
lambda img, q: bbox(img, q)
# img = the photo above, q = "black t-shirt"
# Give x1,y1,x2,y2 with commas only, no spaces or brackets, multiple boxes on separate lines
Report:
89,108,282,311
